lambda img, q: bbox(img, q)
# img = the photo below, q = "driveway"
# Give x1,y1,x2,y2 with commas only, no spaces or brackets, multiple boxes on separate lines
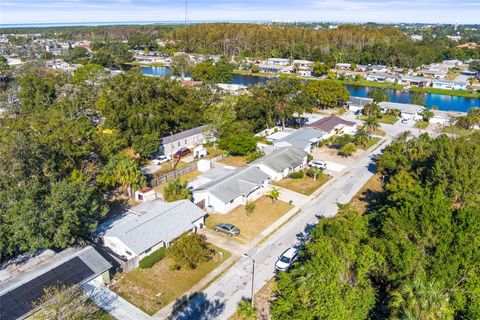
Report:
324,161,346,173
199,228,248,254
394,118,415,128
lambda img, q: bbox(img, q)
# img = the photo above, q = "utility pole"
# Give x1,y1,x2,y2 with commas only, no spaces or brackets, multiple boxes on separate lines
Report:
243,253,255,308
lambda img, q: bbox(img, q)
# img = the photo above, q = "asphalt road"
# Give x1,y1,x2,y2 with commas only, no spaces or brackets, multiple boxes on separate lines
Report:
171,139,390,320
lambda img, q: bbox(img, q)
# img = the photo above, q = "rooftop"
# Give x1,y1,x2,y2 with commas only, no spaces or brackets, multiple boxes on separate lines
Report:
100,200,205,255
162,126,208,145
252,147,307,173
274,128,324,151
379,101,425,114
307,116,356,133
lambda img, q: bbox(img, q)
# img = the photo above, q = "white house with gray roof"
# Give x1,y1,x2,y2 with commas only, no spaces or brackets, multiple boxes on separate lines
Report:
98,200,205,266
251,147,307,181
379,101,425,120
192,166,270,214
161,125,212,156
273,128,324,153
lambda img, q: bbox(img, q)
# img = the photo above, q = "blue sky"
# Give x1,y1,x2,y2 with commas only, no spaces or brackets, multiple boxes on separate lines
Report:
1,0,479,25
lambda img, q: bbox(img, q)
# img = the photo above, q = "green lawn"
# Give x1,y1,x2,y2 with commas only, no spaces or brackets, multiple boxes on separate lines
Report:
339,79,405,90
111,245,230,315
127,61,165,67
205,196,293,243
414,121,429,129
361,137,381,150
274,173,330,196
358,114,398,124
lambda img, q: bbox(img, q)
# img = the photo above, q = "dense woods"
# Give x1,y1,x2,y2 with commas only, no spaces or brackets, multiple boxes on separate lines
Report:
272,132,480,319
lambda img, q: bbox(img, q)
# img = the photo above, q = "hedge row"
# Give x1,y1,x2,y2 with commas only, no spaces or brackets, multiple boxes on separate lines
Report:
290,171,304,179
139,247,167,269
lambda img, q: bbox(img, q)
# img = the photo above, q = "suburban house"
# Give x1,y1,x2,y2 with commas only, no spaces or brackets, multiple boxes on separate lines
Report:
272,127,325,153
348,96,374,113
266,128,297,143
258,64,282,73
160,125,211,156
98,199,206,267
370,65,388,73
400,76,431,87
293,59,313,67
251,147,308,181
0,246,111,320
366,73,398,83
430,110,466,125
432,79,468,91
307,116,357,139
379,101,425,120
336,63,351,70
192,166,270,214
266,58,290,66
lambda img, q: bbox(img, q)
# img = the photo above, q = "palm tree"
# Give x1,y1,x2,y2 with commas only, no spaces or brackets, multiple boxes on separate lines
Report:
245,200,256,216
308,167,323,181
364,116,380,134
164,178,192,202
389,277,453,320
267,187,280,204
354,128,371,148
236,299,256,320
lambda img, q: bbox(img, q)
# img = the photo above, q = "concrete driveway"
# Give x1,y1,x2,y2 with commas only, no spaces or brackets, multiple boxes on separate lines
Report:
324,161,346,173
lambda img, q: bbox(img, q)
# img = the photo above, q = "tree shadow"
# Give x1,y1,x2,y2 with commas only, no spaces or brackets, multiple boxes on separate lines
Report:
295,222,317,247
169,292,225,320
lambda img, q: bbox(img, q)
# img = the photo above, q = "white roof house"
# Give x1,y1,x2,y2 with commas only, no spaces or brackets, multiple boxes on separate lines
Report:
99,200,206,263
379,101,425,120
192,166,270,214
273,128,324,153
251,147,307,181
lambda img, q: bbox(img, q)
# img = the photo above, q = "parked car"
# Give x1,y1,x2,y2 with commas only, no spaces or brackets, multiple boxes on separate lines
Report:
401,119,409,124
308,160,327,170
275,248,298,272
151,155,171,165
174,147,191,158
193,147,208,158
214,223,240,237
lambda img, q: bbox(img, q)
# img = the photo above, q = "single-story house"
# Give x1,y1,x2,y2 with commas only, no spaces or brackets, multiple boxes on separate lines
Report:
161,125,212,156
217,83,248,95
430,110,466,125
251,147,308,181
348,96,374,113
266,129,297,143
0,246,111,320
293,59,313,67
370,65,388,73
266,58,290,66
192,166,270,214
417,69,447,79
273,127,325,153
99,199,206,266
307,116,357,138
379,101,425,120
366,73,398,83
258,64,282,73
336,63,351,70
400,76,431,87
432,80,468,91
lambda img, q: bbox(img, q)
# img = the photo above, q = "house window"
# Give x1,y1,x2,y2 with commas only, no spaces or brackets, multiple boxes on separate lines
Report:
178,141,180,147
125,250,132,256
185,139,187,144
144,248,152,254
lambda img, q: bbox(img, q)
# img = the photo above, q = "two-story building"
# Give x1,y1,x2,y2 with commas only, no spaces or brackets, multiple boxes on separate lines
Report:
160,125,212,156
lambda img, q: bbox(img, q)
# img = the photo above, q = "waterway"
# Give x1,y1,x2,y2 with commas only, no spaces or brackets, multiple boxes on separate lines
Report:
142,66,479,112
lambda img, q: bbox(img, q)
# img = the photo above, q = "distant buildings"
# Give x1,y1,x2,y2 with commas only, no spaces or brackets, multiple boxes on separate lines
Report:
432,79,468,91
379,101,425,120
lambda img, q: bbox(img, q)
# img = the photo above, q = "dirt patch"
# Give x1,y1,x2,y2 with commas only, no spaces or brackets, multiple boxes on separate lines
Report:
349,173,384,214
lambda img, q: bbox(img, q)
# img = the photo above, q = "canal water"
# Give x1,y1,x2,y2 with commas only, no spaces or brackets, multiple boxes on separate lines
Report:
142,66,479,112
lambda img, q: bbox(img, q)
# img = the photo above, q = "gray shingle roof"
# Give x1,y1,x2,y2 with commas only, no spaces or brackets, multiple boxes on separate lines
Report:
194,166,269,203
349,96,373,107
274,128,324,151
102,200,205,255
161,126,208,145
379,101,425,115
252,147,306,173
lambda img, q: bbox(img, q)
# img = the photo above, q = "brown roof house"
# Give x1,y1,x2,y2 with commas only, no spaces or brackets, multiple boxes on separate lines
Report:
307,116,357,139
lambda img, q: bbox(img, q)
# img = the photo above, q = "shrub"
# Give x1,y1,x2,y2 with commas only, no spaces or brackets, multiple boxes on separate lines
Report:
331,134,352,149
290,171,304,179
168,233,212,269
246,150,264,163
139,247,167,269
339,143,357,157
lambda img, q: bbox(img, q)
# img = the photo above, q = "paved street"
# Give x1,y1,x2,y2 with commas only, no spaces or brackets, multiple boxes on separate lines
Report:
170,138,390,320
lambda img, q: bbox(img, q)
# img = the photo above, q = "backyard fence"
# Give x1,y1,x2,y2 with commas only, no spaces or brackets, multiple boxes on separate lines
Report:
147,163,198,188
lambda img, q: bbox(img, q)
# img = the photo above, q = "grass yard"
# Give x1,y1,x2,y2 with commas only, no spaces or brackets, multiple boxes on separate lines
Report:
205,196,293,243
274,174,330,196
414,121,429,129
218,155,248,167
361,137,381,150
153,170,201,195
358,114,398,125
111,245,230,315
349,173,384,214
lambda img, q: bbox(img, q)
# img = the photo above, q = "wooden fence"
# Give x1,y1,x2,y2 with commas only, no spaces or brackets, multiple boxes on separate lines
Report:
147,163,198,188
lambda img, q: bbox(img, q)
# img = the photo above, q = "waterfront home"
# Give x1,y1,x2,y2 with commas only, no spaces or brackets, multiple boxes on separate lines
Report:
217,83,248,95
266,58,290,66
379,101,425,121
293,59,313,67
273,127,325,153
307,116,357,139
258,64,282,73
432,79,468,91
356,64,368,72
0,246,111,320
348,96,374,113
160,125,212,156
430,110,465,126
98,199,206,267
417,68,448,79
192,166,270,214
366,73,398,83
400,76,432,87
251,147,308,181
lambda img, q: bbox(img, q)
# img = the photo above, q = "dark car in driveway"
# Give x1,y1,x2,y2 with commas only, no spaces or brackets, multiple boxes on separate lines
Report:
214,223,240,237
174,147,191,158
